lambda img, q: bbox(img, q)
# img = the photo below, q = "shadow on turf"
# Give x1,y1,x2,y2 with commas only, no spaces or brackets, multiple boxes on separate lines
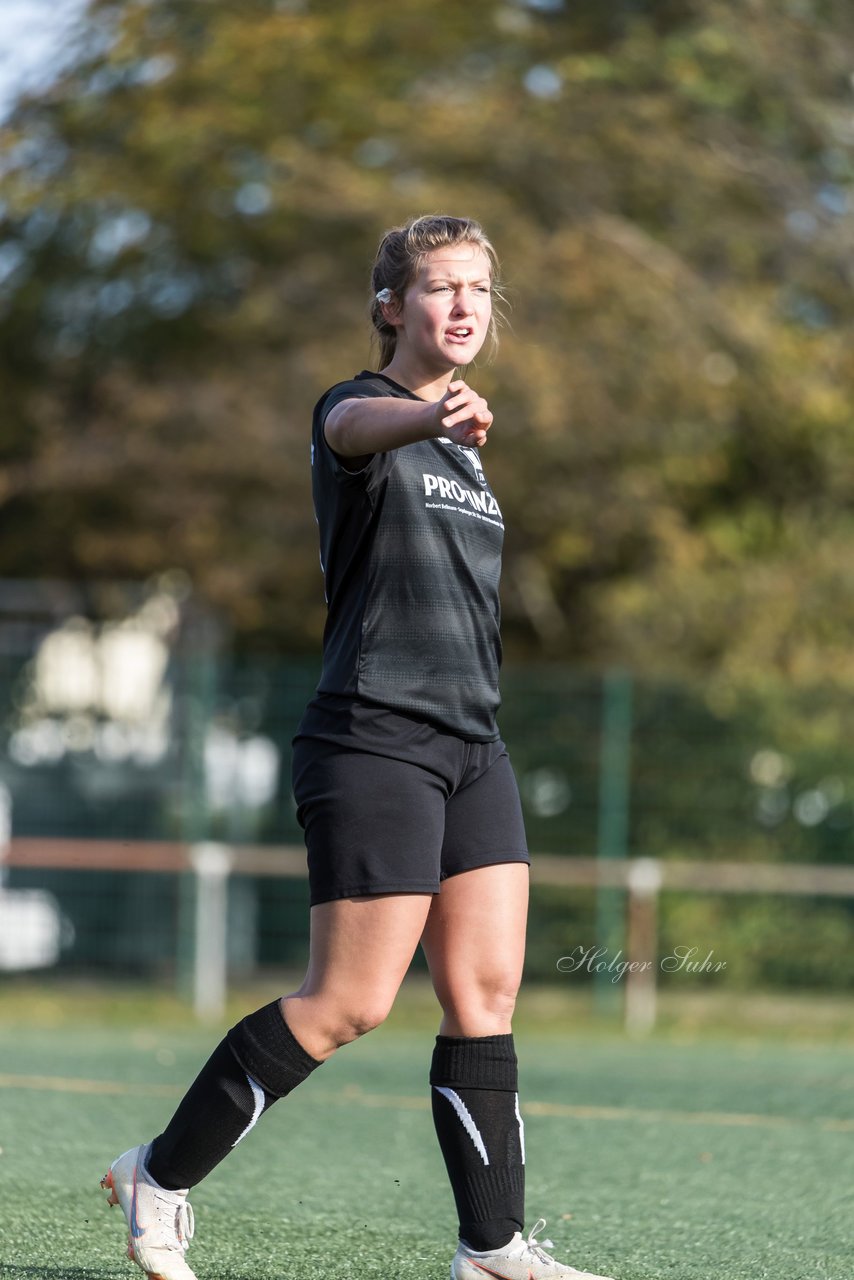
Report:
2,1270,118,1278
4,1270,262,1280
5,1270,281,1280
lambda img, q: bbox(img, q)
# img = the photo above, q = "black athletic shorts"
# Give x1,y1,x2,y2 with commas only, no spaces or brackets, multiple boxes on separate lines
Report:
291,694,530,907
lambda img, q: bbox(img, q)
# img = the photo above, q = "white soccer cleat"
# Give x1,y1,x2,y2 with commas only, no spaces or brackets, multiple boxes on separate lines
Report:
101,1143,198,1280
451,1217,616,1280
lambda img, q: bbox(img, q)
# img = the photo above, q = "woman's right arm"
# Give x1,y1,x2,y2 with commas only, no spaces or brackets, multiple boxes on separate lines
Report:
324,380,492,465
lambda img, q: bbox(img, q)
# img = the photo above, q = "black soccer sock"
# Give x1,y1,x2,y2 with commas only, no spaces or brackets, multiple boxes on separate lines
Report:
146,1000,322,1190
430,1033,525,1252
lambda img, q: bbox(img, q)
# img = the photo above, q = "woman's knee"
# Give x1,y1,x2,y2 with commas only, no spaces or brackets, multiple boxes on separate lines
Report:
334,997,394,1043
284,989,395,1053
439,973,521,1029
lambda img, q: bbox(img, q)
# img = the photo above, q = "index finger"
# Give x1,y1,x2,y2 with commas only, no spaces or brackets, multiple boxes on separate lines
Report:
443,391,473,414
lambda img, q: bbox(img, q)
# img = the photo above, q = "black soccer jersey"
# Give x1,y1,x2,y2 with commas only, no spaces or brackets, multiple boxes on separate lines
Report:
309,371,505,741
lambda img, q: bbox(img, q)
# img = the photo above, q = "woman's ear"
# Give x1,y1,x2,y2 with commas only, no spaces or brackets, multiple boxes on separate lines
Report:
379,292,404,328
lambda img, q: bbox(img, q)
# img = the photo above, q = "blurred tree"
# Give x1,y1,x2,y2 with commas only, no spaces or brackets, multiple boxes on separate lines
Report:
0,0,853,706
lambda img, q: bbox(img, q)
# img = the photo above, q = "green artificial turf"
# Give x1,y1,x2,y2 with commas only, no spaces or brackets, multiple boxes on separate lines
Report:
0,1015,852,1279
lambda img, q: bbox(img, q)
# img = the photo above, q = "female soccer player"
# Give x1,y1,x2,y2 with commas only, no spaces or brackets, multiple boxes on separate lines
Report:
101,215,616,1280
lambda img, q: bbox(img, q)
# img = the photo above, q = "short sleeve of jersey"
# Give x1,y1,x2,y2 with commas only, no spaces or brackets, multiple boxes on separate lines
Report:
313,377,400,492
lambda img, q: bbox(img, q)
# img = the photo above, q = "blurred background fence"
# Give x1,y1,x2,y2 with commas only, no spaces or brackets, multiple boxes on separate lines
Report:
1,582,852,1021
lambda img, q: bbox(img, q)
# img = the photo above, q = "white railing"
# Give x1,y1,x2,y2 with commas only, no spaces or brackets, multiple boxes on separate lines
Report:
5,837,854,1028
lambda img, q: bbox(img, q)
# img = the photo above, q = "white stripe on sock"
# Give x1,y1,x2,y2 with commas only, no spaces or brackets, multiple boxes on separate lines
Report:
434,1085,490,1166
514,1091,526,1165
232,1074,266,1148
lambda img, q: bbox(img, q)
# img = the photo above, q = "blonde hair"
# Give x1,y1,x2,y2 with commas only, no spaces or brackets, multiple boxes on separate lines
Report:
369,214,505,368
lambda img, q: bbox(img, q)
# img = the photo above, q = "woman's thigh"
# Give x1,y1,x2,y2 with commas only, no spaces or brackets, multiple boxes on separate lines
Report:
282,891,434,1057
421,861,529,1037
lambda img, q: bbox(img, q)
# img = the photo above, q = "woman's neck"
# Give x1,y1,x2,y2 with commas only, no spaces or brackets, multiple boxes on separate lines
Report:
380,352,458,402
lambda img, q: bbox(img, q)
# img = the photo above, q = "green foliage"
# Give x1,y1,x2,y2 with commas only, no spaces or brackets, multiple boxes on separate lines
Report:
659,893,854,991
1,0,853,699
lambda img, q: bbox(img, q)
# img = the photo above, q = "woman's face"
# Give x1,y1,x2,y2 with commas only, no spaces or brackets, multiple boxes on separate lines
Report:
392,243,493,369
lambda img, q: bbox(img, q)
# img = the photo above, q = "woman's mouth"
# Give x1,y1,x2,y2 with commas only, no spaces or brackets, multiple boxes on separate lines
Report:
445,327,474,343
